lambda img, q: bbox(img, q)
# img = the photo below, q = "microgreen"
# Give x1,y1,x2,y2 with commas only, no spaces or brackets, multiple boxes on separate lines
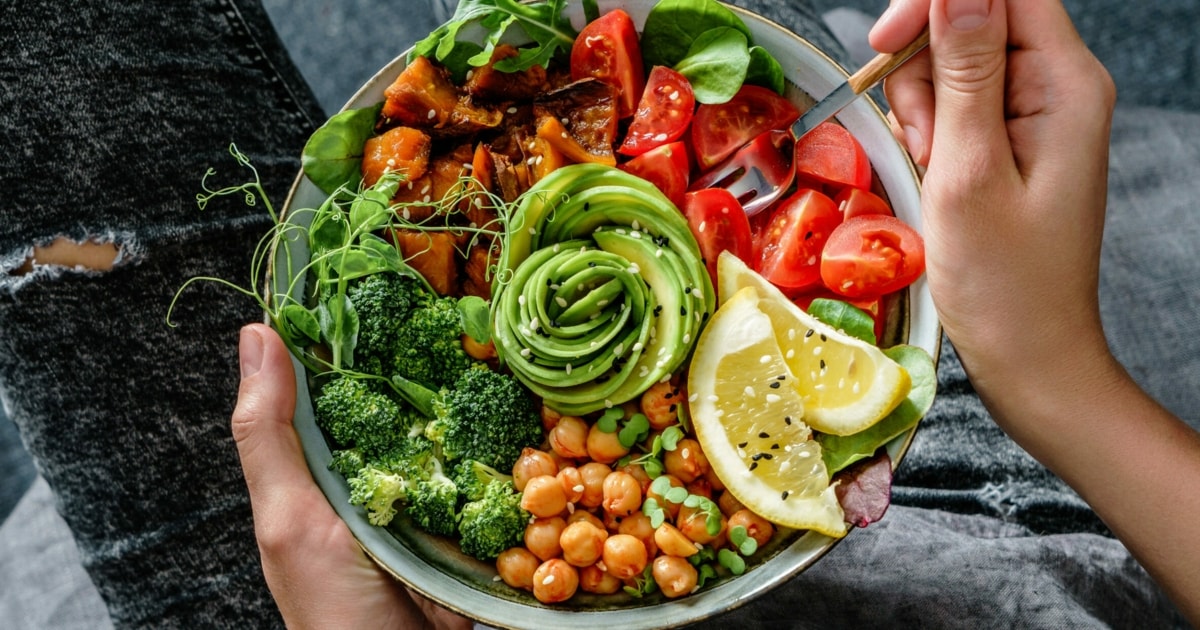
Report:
728,524,759,556
621,563,659,598
717,548,747,575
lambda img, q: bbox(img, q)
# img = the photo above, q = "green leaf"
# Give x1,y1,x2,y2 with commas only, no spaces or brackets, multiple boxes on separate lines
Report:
279,303,321,344
618,412,650,448
318,294,359,369
641,0,751,69
301,104,382,195
457,295,492,344
349,173,401,235
674,27,750,104
309,209,350,257
817,345,937,473
718,548,746,575
357,234,409,276
412,0,578,78
661,425,684,451
745,45,785,94
664,486,689,504
650,475,673,496
597,407,623,433
807,298,876,345
728,524,748,546
695,562,718,587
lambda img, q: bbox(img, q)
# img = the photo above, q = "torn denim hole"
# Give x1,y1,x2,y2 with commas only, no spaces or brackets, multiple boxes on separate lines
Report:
1,231,140,294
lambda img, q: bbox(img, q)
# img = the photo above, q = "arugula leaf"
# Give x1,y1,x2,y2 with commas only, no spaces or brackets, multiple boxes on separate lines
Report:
674,27,750,104
641,0,751,69
301,104,382,195
807,298,877,345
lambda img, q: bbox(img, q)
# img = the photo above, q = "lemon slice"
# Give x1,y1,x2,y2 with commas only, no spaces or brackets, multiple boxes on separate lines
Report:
688,286,847,537
716,252,910,436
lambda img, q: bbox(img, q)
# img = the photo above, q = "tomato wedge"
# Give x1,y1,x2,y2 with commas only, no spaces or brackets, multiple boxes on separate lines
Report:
618,66,696,157
754,188,842,292
683,188,754,289
794,122,873,191
570,9,645,118
834,186,893,220
691,84,799,170
821,214,925,298
619,141,691,208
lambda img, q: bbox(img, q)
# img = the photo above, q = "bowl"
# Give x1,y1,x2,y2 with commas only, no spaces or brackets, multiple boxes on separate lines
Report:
273,1,937,628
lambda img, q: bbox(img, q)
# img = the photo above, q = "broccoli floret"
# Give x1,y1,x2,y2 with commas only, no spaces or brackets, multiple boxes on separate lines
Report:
346,272,422,376
314,375,423,458
422,365,542,471
392,294,478,389
405,471,459,537
347,464,410,527
329,448,366,476
457,480,528,561
452,459,515,503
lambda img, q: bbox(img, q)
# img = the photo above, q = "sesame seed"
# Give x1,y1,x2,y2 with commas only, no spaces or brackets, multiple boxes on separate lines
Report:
760,354,771,364
565,363,572,375
427,109,437,119
784,416,792,425
781,490,790,500
771,443,780,450
744,385,755,397
573,485,585,493
766,394,781,403
805,329,815,338
759,432,770,439
814,346,824,357
769,381,781,389
749,462,758,471
542,575,556,586
555,296,568,307
738,441,748,448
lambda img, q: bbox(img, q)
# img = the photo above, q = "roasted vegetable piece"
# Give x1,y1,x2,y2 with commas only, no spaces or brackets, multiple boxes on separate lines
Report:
388,229,459,296
464,43,550,102
533,78,619,165
361,126,432,188
382,55,502,138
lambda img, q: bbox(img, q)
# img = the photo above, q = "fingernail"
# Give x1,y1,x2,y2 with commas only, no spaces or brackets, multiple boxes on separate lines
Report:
240,326,264,379
945,0,991,30
903,125,925,163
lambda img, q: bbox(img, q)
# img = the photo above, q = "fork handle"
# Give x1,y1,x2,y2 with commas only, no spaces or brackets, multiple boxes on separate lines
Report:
846,25,931,95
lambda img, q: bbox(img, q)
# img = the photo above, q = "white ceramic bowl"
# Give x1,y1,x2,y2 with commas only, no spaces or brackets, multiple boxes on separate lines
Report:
274,2,937,628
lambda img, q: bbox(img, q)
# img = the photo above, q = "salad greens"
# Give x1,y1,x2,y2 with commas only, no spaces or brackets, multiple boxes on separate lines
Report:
673,26,750,104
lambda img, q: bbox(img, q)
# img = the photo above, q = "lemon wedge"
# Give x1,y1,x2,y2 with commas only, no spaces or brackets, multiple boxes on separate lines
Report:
715,251,911,436
688,286,847,537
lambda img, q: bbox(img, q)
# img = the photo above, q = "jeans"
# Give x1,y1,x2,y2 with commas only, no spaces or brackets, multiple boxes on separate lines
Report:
1,0,1195,628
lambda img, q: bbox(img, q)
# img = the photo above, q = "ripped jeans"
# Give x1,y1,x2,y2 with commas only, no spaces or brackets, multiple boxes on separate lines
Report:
2,0,1197,628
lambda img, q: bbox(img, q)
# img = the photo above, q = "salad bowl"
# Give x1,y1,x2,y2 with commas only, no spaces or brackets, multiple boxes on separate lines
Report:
272,1,938,627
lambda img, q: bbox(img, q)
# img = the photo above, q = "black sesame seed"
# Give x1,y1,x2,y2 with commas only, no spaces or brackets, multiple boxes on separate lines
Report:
761,453,774,460
758,431,770,439
820,359,827,370
805,329,815,338
584,202,591,211
781,490,790,500
820,333,827,342
668,403,677,413
776,374,787,380
680,306,687,317
751,453,765,461
784,416,792,425
738,441,748,448
770,443,780,450
654,305,663,317
749,462,758,471
769,381,781,389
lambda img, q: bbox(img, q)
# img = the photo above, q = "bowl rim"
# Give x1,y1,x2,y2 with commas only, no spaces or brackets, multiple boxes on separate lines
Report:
268,3,941,628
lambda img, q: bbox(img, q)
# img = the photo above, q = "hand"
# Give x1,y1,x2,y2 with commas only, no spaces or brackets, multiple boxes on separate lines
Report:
232,323,471,630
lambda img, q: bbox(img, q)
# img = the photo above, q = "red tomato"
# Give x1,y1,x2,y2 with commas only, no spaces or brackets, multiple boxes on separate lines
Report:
821,214,925,298
682,188,754,289
753,188,842,292
570,9,645,118
834,187,893,220
792,290,887,343
691,85,799,170
619,141,691,209
618,66,695,157
794,122,872,191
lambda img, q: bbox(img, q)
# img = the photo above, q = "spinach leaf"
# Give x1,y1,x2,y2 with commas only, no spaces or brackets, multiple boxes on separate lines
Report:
674,27,750,104
301,104,382,195
641,0,751,68
807,298,877,345
745,45,786,94
458,295,492,343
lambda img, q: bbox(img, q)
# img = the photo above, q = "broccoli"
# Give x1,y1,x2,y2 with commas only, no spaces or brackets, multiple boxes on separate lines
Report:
314,375,421,458
420,365,542,471
452,459,515,503
405,471,460,537
341,434,460,532
392,293,478,389
346,272,422,376
457,480,528,561
346,463,410,527
329,448,365,476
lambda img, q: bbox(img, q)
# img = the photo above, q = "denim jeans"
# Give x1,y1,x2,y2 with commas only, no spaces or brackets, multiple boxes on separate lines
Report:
1,0,1195,628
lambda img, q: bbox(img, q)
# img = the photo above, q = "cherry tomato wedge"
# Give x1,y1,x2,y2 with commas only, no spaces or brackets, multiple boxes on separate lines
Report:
683,188,754,289
794,122,873,191
821,214,925,298
619,66,695,157
834,186,893,220
754,188,842,292
570,9,645,118
619,141,691,209
691,84,799,170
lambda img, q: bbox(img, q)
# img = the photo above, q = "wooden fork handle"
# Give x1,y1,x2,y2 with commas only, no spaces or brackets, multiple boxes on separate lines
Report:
846,25,931,95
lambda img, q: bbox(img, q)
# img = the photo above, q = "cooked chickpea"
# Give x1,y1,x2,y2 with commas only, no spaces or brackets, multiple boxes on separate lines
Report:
548,415,589,459
532,558,579,604
703,465,726,492
686,475,714,500
559,520,608,567
601,470,643,517
524,516,566,561
541,405,563,433
566,508,605,531
617,512,658,558
586,422,631,464
728,509,775,549
617,461,652,494
512,447,558,492
577,462,610,509
578,563,622,595
717,490,746,517
664,438,709,483
676,504,724,545
653,522,699,558
652,555,698,598
639,380,682,430
602,533,648,581
495,547,540,590
520,475,568,518
557,466,585,503
645,474,684,520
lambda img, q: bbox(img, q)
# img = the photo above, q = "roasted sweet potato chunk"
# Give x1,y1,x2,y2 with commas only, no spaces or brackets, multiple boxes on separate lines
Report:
533,79,619,165
389,229,459,295
464,44,550,102
382,56,460,127
361,126,432,188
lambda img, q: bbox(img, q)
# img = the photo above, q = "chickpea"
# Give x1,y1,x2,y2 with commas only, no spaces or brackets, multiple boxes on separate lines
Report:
617,511,658,558
676,504,725,545
566,508,605,531
617,461,652,494
602,533,648,581
717,490,746,517
601,470,643,518
586,422,631,464
652,555,699,598
559,520,608,567
645,474,684,520
532,558,579,604
686,476,714,501
653,522,699,558
548,415,589,459
557,466,585,503
577,462,610,509
524,516,566,561
520,475,568,518
703,465,726,492
663,438,709,483
578,563,622,595
639,380,682,430
541,405,563,433
728,509,775,549
512,448,558,491
462,334,497,361
495,547,540,590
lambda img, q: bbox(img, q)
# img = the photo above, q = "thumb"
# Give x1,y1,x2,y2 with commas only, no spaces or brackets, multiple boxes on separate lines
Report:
926,0,1013,176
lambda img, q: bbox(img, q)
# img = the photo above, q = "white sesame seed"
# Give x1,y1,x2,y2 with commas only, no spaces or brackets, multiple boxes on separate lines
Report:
427,109,437,120
766,394,781,403
507,106,518,114
555,296,568,307
814,346,823,356
566,363,573,375
760,354,772,364
786,349,795,360
573,484,585,493
744,385,756,397
698,221,707,233
542,575,556,586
